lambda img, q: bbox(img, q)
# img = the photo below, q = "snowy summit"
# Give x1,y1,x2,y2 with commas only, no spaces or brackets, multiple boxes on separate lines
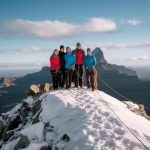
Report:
0,88,150,150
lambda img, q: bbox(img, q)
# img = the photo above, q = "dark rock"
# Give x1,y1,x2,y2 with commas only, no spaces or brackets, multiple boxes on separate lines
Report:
32,100,41,116
32,108,42,124
20,108,28,118
0,120,5,138
14,134,30,150
1,113,9,120
61,133,70,142
22,102,29,108
7,115,22,131
3,130,14,142
40,145,52,150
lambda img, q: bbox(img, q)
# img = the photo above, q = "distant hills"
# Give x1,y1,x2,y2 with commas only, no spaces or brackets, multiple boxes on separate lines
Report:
0,48,150,115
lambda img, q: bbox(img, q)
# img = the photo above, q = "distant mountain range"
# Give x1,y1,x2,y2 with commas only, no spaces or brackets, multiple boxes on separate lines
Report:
130,66,150,81
0,48,150,115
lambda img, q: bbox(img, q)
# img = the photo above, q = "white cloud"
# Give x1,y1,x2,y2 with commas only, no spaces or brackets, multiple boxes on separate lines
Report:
0,61,48,68
83,17,116,33
1,18,117,40
0,46,50,53
1,42,150,54
82,42,150,50
120,17,142,26
108,57,150,67
127,18,142,26
120,18,142,26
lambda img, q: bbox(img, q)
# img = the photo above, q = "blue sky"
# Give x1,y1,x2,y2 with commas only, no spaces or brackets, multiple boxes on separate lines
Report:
0,0,150,70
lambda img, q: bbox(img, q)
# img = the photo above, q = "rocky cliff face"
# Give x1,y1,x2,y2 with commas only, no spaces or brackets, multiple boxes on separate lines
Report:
92,47,137,77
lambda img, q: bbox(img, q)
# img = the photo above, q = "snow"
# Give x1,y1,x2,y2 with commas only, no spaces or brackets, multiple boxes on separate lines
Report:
1,138,20,150
3,103,22,116
22,142,49,150
1,88,150,150
24,96,34,107
21,122,44,142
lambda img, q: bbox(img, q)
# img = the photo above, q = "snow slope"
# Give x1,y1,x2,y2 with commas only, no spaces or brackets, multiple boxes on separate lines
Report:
1,88,150,150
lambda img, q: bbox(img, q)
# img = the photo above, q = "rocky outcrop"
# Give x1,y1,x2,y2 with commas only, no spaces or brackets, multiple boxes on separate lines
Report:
28,83,52,96
0,77,16,88
0,120,4,138
123,101,150,121
39,145,52,150
28,84,40,96
14,134,30,150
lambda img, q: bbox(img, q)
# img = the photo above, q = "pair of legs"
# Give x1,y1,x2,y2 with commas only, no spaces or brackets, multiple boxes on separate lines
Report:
86,69,95,91
65,69,73,89
59,68,65,88
74,64,84,88
51,70,60,90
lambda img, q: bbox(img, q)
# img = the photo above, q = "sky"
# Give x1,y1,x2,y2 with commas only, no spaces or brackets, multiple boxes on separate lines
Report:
0,0,150,70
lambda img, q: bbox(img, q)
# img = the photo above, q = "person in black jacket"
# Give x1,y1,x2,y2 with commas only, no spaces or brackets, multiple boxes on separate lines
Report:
59,45,66,88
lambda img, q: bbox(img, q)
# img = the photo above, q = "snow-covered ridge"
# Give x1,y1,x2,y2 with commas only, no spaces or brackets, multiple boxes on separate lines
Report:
0,88,150,150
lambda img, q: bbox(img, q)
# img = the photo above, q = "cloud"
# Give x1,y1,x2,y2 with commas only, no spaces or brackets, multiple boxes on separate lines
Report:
1,42,150,54
120,18,142,26
0,46,50,53
0,18,117,40
0,61,48,69
108,57,150,67
127,18,142,26
82,42,150,50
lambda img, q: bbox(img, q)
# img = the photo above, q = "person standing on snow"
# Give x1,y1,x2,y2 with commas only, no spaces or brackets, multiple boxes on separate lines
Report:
59,45,66,88
84,48,97,91
64,47,76,89
74,43,85,88
50,49,60,90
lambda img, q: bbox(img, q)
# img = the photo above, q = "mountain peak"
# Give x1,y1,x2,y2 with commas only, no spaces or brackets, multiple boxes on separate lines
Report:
92,47,137,76
92,47,107,64
1,88,150,149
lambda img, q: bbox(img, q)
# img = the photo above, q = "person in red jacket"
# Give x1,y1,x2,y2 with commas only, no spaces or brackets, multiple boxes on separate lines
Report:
74,43,85,88
50,49,60,90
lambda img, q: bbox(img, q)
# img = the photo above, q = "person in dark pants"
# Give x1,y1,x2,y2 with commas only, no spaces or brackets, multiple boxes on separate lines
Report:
59,45,66,88
84,48,96,91
64,47,76,89
74,43,85,88
50,49,60,90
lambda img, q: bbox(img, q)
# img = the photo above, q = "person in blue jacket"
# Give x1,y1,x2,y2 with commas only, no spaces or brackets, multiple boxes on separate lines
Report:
64,47,76,89
84,48,96,91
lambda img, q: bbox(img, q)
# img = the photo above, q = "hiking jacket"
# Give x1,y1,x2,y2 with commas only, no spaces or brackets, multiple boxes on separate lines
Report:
50,55,60,71
84,54,96,71
64,52,76,69
74,49,85,65
59,51,65,69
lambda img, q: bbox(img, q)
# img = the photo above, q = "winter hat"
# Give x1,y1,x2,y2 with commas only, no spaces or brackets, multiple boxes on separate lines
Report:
76,42,81,46
87,48,91,51
60,45,64,50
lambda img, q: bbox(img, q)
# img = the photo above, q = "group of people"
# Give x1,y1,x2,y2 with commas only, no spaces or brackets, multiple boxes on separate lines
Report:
50,43,97,91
